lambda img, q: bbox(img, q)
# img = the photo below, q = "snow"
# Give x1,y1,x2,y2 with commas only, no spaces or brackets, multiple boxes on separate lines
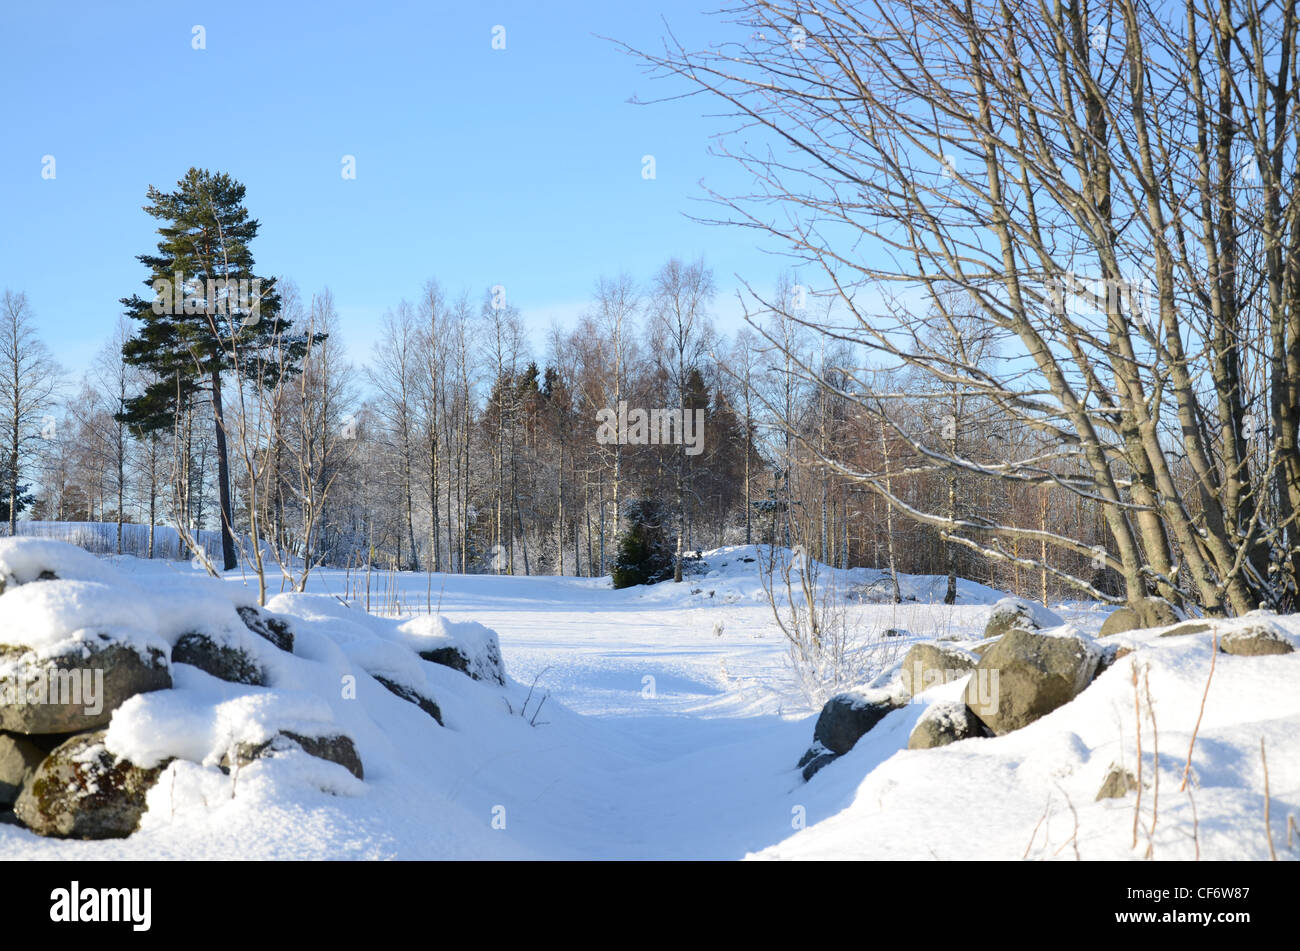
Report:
987,595,1064,630
1,536,1296,860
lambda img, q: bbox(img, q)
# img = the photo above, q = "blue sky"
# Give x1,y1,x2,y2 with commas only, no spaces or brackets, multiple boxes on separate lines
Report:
0,0,801,377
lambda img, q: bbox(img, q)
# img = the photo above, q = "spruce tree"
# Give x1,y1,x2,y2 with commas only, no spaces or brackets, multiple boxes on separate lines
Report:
118,168,305,570
611,498,673,589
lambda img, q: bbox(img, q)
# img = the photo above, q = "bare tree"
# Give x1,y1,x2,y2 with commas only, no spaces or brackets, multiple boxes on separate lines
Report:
0,290,60,533
649,257,716,582
632,0,1300,614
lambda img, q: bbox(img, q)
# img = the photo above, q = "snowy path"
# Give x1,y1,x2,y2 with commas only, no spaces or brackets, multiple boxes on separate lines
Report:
421,581,821,859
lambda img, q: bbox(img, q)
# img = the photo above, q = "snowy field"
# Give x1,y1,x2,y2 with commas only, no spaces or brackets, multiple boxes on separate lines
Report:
1,542,1295,861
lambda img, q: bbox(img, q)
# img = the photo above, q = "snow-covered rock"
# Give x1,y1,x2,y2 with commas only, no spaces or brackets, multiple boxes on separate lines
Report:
396,615,505,686
908,701,986,750
982,596,1064,639
14,731,167,839
965,626,1100,735
1097,596,1180,636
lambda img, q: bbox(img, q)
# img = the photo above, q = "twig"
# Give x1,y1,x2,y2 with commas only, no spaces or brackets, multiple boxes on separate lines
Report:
1180,628,1218,792
1144,666,1158,859
1131,660,1143,851
1052,782,1081,860
1186,784,1200,861
1262,738,1277,861
1024,795,1051,859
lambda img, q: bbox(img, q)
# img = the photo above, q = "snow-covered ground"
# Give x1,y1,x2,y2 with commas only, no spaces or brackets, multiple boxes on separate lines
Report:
1,541,1295,860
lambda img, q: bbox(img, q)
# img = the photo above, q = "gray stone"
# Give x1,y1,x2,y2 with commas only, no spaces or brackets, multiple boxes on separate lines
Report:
171,633,266,685
907,702,986,750
1158,622,1214,638
373,675,443,725
812,691,903,756
219,731,363,781
13,731,167,839
0,732,46,806
1220,625,1294,657
898,643,977,698
236,605,294,653
0,640,170,734
983,597,1061,640
798,745,839,782
965,627,1100,735
1098,598,1180,637
1096,764,1139,800
418,642,505,686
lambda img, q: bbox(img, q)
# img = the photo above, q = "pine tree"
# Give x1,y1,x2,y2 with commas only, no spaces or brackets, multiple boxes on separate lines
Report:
118,168,305,570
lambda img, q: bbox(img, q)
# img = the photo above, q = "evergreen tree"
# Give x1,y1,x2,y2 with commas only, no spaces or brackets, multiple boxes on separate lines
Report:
611,497,673,589
118,168,305,570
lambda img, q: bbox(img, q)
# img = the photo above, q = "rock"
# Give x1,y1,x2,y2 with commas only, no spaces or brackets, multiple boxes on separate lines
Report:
171,633,266,686
983,597,1063,639
219,731,363,781
971,637,1000,656
797,744,839,782
0,640,170,734
13,731,167,839
0,732,46,806
1098,597,1180,636
1158,622,1214,638
373,675,443,725
235,605,294,653
812,691,903,756
1096,764,1139,800
404,617,506,686
0,538,119,592
422,642,505,685
898,643,977,698
883,628,909,638
907,702,986,750
1093,644,1136,678
965,627,1100,735
1220,624,1294,656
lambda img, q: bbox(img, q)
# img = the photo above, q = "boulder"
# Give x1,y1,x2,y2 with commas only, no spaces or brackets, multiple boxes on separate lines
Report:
171,633,266,685
797,744,839,782
1220,624,1294,657
1098,597,1180,637
1093,643,1136,678
898,643,977,698
1158,621,1214,638
373,675,443,725
908,701,986,750
1096,764,1139,800
235,605,294,653
13,731,167,839
0,538,120,593
983,597,1062,639
965,627,1100,735
0,640,170,734
0,732,46,806
812,690,903,756
219,731,363,781
399,616,505,686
